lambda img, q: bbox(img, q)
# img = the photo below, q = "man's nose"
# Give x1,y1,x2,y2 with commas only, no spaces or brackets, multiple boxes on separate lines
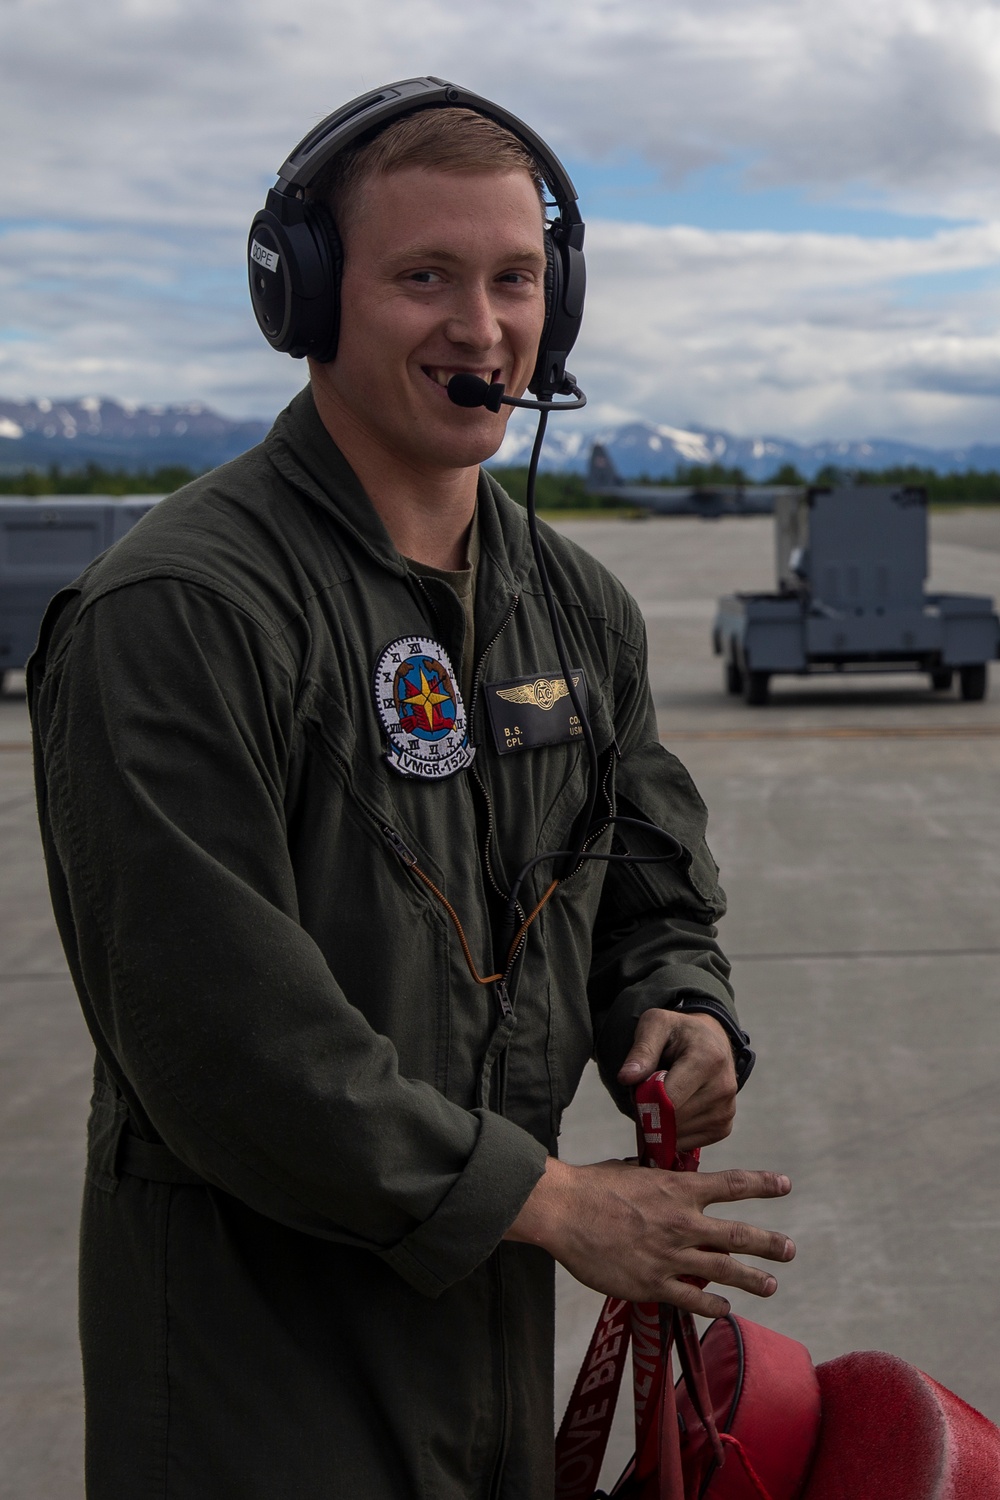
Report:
445,283,502,351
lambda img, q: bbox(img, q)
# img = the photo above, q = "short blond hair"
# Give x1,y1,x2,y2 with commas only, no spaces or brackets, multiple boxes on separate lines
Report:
311,107,546,230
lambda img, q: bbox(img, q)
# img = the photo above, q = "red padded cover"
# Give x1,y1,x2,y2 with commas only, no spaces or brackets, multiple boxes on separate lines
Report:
804,1351,1000,1499
675,1315,821,1499
557,1071,1000,1500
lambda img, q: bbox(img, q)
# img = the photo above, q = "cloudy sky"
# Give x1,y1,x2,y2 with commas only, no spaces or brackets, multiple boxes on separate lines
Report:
4,0,1000,445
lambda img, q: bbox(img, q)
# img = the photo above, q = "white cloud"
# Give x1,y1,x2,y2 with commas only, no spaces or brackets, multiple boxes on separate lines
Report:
4,0,1000,439
0,222,305,413
7,0,1000,224
4,214,1000,446
577,220,1000,442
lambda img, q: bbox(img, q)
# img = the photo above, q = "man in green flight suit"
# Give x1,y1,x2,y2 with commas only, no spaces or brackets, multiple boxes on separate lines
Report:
30,83,794,1498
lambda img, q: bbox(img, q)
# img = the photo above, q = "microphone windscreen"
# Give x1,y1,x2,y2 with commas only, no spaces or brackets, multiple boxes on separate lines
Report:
447,373,492,408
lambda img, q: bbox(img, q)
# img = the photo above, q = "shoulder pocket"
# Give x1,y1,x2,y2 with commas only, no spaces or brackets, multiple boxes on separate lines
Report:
26,585,83,699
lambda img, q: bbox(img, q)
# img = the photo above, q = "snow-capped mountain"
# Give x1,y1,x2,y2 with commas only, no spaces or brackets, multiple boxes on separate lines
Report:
0,398,269,473
3,397,999,481
489,417,1000,480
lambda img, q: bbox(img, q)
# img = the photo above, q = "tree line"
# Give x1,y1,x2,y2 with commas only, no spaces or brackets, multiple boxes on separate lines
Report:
651,460,1000,505
2,459,1000,508
0,461,602,509
0,462,198,496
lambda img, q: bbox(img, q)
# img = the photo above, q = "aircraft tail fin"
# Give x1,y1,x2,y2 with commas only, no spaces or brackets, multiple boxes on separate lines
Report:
588,443,621,490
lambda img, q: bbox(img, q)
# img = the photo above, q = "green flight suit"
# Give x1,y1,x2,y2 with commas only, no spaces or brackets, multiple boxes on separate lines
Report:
29,388,736,1499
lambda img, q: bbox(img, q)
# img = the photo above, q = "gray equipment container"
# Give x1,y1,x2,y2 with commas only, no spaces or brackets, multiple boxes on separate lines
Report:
713,484,1000,704
0,496,159,677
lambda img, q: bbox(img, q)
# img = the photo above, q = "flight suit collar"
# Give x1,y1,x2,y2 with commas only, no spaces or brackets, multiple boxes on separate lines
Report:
264,386,535,597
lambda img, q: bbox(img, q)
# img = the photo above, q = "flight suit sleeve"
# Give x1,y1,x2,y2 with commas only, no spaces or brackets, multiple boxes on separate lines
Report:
31,577,546,1298
587,601,738,1114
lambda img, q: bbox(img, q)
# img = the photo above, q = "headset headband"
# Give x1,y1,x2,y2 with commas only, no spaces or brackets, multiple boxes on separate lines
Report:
277,76,582,226
248,76,586,396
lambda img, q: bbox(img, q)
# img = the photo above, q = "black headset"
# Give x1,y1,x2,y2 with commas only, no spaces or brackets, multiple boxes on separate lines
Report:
247,76,586,399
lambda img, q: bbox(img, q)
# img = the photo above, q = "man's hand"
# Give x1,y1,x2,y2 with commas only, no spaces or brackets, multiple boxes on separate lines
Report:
506,1156,794,1318
618,1010,736,1150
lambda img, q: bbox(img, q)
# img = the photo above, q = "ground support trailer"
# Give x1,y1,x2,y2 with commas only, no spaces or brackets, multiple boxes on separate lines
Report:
711,484,1000,706
0,497,158,686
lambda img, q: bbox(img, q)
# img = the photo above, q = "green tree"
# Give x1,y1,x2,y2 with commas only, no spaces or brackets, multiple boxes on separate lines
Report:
768,462,806,485
0,463,200,496
487,467,608,510
674,462,748,487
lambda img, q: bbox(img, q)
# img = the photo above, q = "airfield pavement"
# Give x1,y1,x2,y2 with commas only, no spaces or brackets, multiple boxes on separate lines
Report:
2,509,1000,1495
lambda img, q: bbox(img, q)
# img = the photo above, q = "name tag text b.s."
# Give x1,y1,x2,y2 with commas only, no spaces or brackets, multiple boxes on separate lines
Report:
486,669,589,755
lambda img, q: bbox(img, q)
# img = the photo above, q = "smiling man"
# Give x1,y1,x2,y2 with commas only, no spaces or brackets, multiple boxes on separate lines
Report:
308,139,549,570
30,94,792,1499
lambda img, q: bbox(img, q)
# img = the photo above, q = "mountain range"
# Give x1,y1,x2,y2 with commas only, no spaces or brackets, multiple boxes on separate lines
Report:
3,396,1000,481
492,417,1000,480
0,398,270,474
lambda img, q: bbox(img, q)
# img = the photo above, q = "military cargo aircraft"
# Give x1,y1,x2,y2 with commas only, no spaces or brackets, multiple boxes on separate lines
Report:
586,443,800,518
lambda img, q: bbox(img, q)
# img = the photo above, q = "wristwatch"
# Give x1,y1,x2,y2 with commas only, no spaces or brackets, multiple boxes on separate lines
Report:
674,997,756,1091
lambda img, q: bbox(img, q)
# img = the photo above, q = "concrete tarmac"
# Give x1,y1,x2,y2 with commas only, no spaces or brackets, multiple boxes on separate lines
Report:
2,511,999,1495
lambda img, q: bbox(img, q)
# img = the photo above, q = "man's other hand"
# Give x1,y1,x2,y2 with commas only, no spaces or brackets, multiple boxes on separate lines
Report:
505,1157,794,1317
617,1010,737,1150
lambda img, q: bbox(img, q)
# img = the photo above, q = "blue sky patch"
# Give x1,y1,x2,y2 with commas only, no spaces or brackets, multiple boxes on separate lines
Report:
564,154,976,239
891,264,1000,305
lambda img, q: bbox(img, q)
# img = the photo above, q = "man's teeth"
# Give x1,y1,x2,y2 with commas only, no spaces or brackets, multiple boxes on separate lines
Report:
427,369,493,387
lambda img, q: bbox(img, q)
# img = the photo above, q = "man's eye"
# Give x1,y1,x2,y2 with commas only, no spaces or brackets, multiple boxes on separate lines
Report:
408,270,439,284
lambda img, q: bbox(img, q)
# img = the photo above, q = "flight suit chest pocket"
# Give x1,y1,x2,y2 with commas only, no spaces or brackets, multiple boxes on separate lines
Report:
485,667,590,755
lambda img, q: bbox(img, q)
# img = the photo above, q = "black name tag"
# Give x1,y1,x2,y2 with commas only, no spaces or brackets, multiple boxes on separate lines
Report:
486,668,589,755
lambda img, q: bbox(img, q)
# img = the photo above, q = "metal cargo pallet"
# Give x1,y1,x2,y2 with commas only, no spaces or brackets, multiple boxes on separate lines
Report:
712,485,1000,705
0,496,159,676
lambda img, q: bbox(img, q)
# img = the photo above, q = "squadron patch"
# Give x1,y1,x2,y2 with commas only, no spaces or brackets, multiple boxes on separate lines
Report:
373,636,475,780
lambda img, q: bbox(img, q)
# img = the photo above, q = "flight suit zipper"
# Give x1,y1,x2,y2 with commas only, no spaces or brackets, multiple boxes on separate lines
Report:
411,574,523,931
464,593,520,1497
468,592,521,911
380,590,595,1498
467,595,527,1098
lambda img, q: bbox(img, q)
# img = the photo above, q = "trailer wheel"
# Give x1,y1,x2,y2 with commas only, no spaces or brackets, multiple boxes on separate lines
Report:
930,669,953,691
959,664,988,701
743,670,770,706
725,658,743,695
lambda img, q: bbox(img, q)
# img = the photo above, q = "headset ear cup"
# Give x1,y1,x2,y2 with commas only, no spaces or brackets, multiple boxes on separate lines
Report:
543,229,556,323
247,193,342,361
529,223,585,397
530,231,560,397
305,200,344,363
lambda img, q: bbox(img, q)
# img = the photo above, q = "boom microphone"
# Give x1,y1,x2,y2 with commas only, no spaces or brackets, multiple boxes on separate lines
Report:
447,372,587,412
